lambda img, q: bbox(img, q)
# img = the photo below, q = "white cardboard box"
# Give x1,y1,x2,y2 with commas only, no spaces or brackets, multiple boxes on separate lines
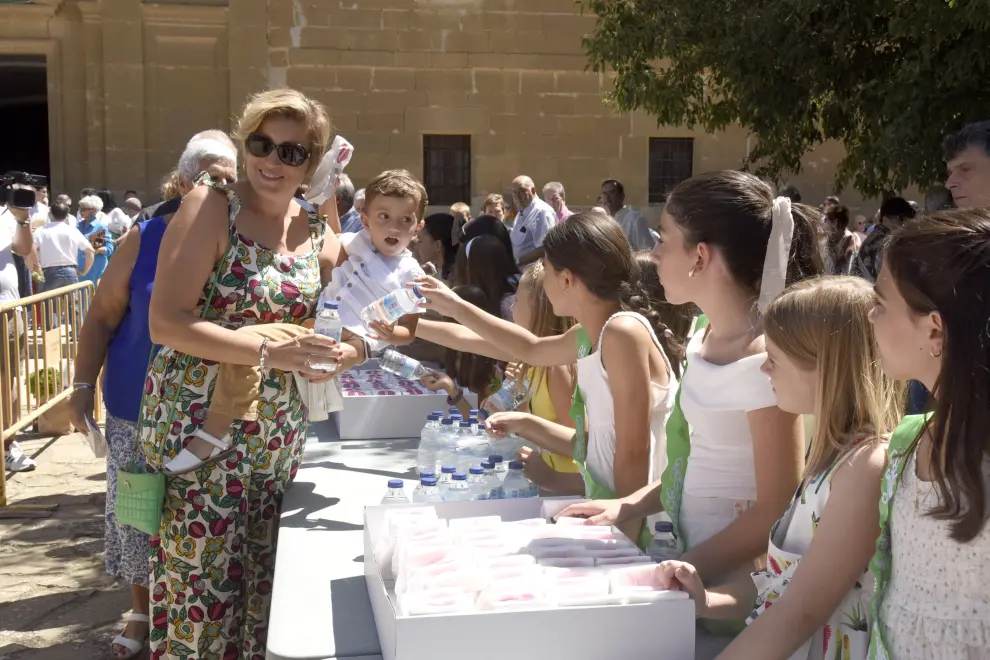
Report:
334,360,478,440
364,498,696,660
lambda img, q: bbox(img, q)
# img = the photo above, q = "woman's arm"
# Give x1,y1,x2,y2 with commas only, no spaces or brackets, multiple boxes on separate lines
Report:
680,407,803,583
545,365,576,429
601,317,656,541
415,276,579,366
486,411,577,457
718,442,886,660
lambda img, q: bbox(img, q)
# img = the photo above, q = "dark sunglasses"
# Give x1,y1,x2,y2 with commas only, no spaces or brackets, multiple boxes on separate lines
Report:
245,133,311,167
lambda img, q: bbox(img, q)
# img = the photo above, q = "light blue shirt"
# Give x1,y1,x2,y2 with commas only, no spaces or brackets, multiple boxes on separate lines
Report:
509,197,557,264
339,207,362,235
77,215,113,284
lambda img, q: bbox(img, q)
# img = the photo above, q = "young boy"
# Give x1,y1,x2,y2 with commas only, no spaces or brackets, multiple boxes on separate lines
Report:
164,170,428,474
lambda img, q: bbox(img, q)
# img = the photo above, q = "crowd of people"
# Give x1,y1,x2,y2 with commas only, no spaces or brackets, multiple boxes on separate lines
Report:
0,87,988,660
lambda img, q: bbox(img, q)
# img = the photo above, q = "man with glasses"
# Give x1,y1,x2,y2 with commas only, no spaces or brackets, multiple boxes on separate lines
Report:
509,175,558,266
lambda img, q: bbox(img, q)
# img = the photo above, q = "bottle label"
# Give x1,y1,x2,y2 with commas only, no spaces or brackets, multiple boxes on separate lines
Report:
316,324,342,342
380,294,403,323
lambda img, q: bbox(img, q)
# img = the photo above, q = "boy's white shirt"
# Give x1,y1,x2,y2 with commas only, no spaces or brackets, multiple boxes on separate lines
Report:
319,230,424,352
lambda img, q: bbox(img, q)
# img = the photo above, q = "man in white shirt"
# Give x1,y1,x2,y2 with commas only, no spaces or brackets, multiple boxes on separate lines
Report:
509,175,558,266
601,179,656,251
34,202,94,286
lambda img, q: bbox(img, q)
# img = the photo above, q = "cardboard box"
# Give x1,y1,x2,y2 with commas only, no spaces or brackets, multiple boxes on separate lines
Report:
334,360,477,440
364,498,696,660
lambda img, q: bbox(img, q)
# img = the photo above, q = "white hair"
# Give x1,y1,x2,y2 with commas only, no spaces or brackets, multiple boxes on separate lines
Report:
354,188,366,203
78,195,104,212
543,181,565,196
177,131,238,179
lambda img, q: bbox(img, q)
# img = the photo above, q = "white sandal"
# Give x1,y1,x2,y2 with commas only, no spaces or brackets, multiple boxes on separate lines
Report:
163,428,236,476
110,612,149,660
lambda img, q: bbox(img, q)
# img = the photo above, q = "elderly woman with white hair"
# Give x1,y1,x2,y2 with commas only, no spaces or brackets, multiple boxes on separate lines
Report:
76,193,112,285
67,129,237,660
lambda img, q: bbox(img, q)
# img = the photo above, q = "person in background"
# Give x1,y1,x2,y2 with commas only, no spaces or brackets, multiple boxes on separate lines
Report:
54,194,76,227
942,119,990,209
68,133,240,660
333,173,361,235
460,213,514,265
354,187,366,214
543,181,574,221
123,189,138,200
852,196,915,283
503,187,518,228
135,130,238,224
924,184,955,212
482,193,506,223
600,179,656,251
455,235,519,321
824,204,858,275
820,195,840,214
450,201,471,250
97,189,118,214
33,203,94,328
411,213,456,285
778,184,802,203
509,175,557,266
29,185,50,227
122,197,142,221
868,209,990,659
76,195,112,285
852,214,869,242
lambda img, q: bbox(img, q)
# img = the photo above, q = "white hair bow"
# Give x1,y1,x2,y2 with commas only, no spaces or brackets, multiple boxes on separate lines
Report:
758,197,795,312
305,136,354,206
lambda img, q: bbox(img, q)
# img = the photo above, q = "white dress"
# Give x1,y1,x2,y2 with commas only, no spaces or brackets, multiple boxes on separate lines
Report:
880,450,990,659
576,311,677,492
679,330,777,551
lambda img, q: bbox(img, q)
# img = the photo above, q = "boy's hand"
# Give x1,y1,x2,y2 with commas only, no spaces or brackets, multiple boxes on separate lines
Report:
368,320,412,345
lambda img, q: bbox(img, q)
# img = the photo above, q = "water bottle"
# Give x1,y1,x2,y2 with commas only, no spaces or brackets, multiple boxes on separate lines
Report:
360,285,426,326
467,466,489,500
417,413,443,476
648,521,680,562
411,476,442,503
481,460,502,500
381,479,408,504
311,302,343,371
489,454,508,483
443,472,472,502
481,377,532,414
435,418,458,473
378,348,433,380
438,465,456,496
453,421,479,473
502,460,535,499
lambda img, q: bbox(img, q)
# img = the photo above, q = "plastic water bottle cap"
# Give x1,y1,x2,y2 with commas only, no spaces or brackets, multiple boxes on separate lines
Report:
508,460,524,470
469,466,485,475
427,413,441,421
323,301,338,310
387,479,403,489
413,284,423,298
480,461,494,470
421,477,437,486
441,465,456,473
452,472,467,480
459,421,472,428
654,521,674,533
448,407,460,414
420,470,435,478
489,455,504,463
469,409,480,415
441,418,454,426
431,410,446,416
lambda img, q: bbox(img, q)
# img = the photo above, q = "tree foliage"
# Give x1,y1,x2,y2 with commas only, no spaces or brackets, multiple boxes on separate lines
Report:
579,0,990,196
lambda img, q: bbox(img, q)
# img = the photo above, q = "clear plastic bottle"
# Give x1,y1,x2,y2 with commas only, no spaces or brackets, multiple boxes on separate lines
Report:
311,302,343,371
453,421,478,473
489,454,508,483
359,285,426,326
481,460,502,500
437,465,456,496
381,479,408,504
411,476,442,503
502,460,535,499
435,418,458,473
481,377,533,414
417,412,443,476
467,466,489,500
378,348,432,380
443,472,472,502
648,521,680,562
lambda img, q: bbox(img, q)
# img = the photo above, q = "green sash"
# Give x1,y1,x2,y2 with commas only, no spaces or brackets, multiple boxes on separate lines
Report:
569,326,653,549
867,414,931,659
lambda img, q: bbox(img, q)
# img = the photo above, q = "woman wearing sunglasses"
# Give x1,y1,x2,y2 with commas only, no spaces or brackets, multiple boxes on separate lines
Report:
139,89,367,660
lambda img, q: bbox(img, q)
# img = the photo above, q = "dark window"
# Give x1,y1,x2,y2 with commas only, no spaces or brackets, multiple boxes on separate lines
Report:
423,135,471,206
648,138,694,203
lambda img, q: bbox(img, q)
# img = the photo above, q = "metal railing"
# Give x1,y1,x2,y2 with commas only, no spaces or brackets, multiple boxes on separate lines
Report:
0,280,103,514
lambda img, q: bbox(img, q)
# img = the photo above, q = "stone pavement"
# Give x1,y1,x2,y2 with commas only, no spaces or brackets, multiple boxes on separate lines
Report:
0,432,140,660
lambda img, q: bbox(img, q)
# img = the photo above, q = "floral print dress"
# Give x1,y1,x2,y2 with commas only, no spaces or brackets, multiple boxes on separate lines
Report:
748,443,874,660
138,178,323,660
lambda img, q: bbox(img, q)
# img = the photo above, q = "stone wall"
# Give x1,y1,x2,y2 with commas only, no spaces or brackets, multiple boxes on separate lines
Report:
0,0,891,217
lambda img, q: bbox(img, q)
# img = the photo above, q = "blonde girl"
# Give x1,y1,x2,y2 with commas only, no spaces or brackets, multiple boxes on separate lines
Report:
657,276,902,660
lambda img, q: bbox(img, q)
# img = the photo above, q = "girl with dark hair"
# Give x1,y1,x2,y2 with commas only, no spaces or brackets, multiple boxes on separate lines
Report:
457,235,520,320
632,251,696,377
867,209,990,659
411,213,456,283
461,213,514,262
559,170,825,602
416,212,676,545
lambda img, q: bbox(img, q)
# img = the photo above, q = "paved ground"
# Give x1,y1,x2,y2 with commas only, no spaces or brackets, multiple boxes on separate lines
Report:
0,432,140,660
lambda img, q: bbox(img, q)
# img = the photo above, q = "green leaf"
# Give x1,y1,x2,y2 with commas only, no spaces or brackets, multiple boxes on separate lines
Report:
150,626,168,643
198,630,216,657
169,558,196,574
168,640,195,657
201,507,220,523
217,495,240,510
201,549,220,570
170,476,195,492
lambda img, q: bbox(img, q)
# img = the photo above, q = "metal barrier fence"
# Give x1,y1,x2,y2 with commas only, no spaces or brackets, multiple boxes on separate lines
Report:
0,280,102,514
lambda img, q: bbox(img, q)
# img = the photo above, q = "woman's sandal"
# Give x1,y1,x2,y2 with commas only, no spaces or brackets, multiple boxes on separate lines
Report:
163,428,237,476
110,612,149,660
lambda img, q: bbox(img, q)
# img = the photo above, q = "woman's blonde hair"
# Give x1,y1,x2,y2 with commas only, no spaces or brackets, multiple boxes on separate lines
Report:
515,261,575,396
160,170,181,201
762,276,902,478
232,88,333,179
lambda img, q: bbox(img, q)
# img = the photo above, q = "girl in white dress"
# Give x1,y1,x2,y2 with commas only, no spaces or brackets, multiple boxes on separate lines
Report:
656,276,902,660
867,210,990,660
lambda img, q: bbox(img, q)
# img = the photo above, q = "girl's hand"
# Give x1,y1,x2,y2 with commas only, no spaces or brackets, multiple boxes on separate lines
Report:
412,276,463,319
368,321,411,345
655,561,708,617
503,362,523,382
421,261,438,277
555,498,631,526
267,334,339,374
519,446,553,488
420,372,454,394
484,411,532,440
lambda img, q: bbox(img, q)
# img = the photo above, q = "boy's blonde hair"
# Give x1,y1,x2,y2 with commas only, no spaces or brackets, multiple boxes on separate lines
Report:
364,169,429,219
483,193,504,214
763,276,903,478
232,88,332,179
451,202,471,218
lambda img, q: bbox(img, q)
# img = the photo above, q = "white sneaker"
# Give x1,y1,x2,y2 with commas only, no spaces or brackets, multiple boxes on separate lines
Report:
5,441,37,473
